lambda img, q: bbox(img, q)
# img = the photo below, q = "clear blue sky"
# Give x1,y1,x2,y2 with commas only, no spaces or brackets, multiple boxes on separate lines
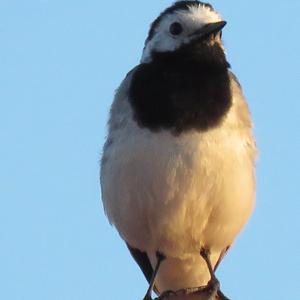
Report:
1,1,299,299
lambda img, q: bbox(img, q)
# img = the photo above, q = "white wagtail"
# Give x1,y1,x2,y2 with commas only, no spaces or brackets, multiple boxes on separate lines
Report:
101,1,257,299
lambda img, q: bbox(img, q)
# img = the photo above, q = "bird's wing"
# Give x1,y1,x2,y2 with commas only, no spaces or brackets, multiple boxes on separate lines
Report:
111,66,154,284
228,70,242,88
126,243,160,294
126,243,153,284
106,66,160,293
101,65,140,173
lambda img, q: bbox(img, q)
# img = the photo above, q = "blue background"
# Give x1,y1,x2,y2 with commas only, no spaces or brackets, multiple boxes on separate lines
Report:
1,1,299,299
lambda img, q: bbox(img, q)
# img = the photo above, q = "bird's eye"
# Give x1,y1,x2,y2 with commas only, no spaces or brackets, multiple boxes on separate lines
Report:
169,22,183,35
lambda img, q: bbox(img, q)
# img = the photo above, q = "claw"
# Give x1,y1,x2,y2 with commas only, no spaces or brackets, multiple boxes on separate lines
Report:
200,248,230,299
156,290,177,300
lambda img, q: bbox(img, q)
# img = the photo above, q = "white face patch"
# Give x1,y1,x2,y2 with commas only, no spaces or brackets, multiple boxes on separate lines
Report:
141,4,223,63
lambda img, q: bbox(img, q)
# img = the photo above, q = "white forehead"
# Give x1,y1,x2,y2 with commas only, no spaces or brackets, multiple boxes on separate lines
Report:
158,4,222,32
141,4,223,62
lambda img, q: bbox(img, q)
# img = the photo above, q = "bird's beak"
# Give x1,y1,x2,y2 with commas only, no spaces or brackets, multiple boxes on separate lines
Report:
189,21,227,40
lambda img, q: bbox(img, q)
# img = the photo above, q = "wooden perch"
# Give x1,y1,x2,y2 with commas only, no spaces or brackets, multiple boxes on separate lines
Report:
155,287,224,300
161,293,218,300
162,294,218,300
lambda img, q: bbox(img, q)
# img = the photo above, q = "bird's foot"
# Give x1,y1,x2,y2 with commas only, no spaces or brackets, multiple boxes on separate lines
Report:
154,285,230,300
205,278,230,300
175,281,229,300
165,283,218,299
155,290,177,300
199,247,230,299
205,277,220,295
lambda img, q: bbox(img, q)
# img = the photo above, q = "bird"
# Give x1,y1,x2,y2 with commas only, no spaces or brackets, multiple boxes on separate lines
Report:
100,1,257,299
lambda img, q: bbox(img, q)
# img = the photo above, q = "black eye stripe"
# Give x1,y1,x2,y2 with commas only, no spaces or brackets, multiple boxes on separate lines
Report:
169,22,183,35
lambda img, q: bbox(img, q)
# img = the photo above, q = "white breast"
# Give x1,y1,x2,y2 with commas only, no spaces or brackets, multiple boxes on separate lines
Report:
100,73,256,291
102,118,255,248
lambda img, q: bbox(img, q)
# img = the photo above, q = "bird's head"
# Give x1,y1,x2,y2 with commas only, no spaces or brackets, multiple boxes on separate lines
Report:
141,1,226,63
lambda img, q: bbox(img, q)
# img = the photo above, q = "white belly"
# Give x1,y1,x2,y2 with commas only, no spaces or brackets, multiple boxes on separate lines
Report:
101,122,255,290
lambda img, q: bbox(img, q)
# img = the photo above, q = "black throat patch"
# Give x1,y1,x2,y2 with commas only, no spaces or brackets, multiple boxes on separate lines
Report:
129,42,232,134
